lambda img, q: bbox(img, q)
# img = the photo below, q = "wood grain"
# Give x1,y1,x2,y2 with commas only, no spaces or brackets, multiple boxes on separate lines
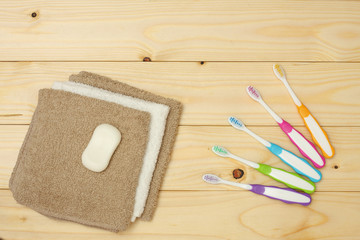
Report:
1,190,360,239
0,62,359,125
1,0,360,61
1,125,358,191
1,0,360,237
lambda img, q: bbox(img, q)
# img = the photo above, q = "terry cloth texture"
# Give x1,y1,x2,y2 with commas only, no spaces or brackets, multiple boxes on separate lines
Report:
52,81,170,221
9,89,151,232
70,72,183,221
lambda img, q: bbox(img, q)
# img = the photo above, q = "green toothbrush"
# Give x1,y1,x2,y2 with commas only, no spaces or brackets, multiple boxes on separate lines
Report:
212,146,316,194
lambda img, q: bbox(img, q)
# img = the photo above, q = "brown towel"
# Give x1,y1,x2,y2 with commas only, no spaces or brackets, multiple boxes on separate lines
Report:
9,89,151,232
70,72,183,221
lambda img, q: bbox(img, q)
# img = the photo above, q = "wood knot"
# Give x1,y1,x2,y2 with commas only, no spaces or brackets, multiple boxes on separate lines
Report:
233,168,244,179
333,164,339,169
200,61,205,65
30,11,39,19
143,57,151,62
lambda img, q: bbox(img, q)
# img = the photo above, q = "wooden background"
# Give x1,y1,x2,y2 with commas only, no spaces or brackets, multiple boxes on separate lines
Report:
1,1,360,239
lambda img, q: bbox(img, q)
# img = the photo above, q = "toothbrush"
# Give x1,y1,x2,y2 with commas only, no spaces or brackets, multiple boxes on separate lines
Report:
202,174,311,206
212,146,315,194
246,86,325,168
273,64,334,158
228,116,321,183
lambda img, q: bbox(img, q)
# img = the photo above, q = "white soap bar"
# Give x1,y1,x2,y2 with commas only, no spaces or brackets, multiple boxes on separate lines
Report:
82,124,121,172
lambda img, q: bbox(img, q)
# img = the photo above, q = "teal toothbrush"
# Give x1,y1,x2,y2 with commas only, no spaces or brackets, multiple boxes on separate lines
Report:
228,116,322,183
212,146,315,194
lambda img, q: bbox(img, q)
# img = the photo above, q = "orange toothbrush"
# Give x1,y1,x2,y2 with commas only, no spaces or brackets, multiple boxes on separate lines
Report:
273,64,334,158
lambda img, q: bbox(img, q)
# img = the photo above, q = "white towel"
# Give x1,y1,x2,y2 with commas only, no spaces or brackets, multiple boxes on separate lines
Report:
52,81,170,221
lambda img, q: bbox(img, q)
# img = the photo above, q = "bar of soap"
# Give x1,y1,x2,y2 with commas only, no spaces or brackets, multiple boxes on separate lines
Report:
82,124,121,172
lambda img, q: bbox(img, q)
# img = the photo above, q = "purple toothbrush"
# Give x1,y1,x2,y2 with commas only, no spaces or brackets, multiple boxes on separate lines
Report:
202,174,311,206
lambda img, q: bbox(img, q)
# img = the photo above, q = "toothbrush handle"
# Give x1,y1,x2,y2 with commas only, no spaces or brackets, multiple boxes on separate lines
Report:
250,184,311,206
267,143,322,183
297,104,335,158
256,163,315,194
278,120,325,168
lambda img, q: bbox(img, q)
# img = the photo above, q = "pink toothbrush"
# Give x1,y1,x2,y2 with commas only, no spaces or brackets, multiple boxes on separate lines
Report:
246,86,325,168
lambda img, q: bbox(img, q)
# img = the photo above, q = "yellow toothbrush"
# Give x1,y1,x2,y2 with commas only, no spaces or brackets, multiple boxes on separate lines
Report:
273,64,334,158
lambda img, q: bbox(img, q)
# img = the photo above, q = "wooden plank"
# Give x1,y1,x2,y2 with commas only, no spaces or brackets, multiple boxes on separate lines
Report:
1,0,360,61
0,62,359,126
1,190,360,239
1,125,358,191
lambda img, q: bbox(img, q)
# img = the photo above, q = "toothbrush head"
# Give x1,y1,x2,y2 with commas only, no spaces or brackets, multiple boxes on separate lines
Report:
273,64,287,82
212,145,230,157
228,116,246,130
202,174,222,184
246,86,262,102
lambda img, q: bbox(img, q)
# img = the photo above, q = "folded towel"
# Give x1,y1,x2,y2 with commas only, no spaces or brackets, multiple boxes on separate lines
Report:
9,89,150,232
70,72,183,221
52,81,170,221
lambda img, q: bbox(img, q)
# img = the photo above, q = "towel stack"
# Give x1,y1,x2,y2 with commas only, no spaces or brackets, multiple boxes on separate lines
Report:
9,72,182,232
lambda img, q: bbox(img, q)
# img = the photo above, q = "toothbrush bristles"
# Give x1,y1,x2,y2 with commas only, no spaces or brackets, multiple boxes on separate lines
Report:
229,117,243,127
247,86,260,99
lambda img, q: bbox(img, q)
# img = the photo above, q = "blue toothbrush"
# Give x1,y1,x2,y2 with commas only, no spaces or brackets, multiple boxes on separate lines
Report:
228,116,321,183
